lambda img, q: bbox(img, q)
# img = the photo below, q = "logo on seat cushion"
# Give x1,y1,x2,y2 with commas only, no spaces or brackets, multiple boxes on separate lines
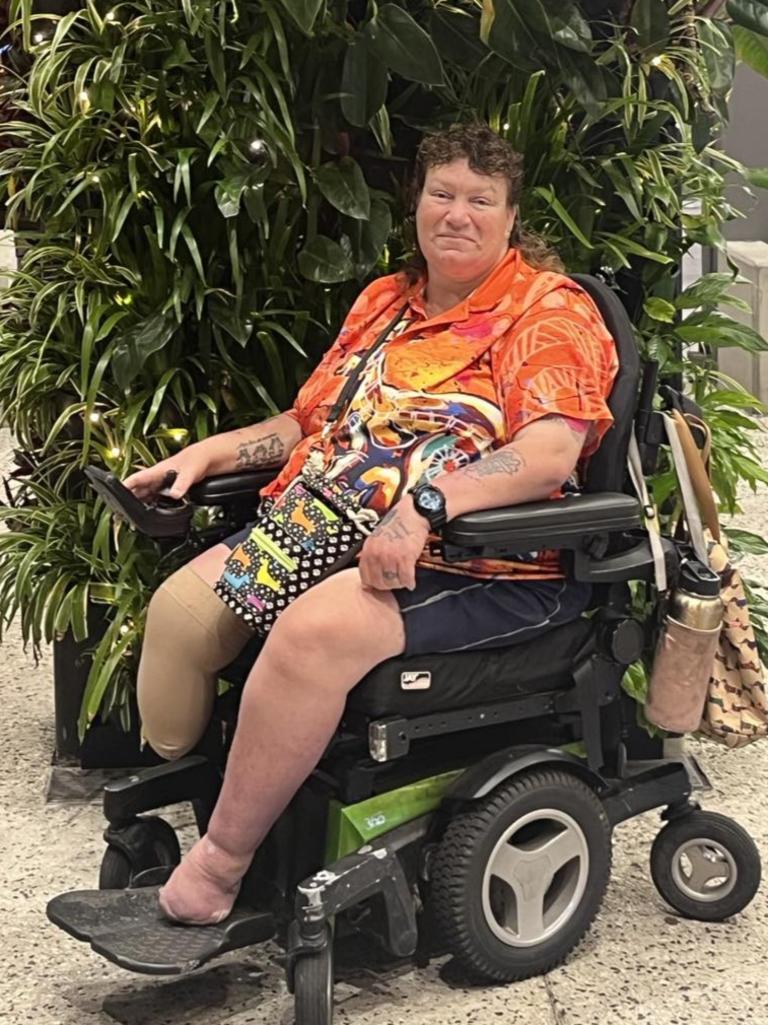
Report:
401,670,432,691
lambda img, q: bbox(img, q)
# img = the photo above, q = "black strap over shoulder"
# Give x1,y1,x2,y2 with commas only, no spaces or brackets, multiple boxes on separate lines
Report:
323,303,410,432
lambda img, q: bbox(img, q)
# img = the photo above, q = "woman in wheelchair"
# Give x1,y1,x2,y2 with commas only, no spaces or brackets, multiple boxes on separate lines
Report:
123,123,618,926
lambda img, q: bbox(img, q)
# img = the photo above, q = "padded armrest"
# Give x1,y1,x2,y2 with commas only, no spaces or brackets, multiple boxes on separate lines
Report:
441,493,642,560
187,469,277,506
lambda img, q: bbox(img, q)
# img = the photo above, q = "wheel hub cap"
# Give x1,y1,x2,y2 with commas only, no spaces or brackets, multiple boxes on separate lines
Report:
481,809,590,947
671,838,738,902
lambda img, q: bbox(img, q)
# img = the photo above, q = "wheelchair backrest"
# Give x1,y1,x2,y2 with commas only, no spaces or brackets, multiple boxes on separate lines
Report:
568,274,641,494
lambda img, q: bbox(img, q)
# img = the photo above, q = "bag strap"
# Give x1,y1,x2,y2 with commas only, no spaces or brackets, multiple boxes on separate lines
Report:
684,412,712,471
627,431,668,593
669,409,721,542
662,412,710,565
322,303,410,437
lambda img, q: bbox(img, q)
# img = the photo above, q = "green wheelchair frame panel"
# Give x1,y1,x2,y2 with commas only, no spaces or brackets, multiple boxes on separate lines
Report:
324,768,463,863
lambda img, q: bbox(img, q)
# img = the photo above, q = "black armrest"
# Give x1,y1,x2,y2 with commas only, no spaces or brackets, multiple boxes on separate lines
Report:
441,493,642,561
187,469,277,506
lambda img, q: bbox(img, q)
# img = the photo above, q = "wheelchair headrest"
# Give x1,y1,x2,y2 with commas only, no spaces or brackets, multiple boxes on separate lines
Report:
568,274,640,494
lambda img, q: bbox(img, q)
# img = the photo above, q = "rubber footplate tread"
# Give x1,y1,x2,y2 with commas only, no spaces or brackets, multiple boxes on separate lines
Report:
46,886,275,975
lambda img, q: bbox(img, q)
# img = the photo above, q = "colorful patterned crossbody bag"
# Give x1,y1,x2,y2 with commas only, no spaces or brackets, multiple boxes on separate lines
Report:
214,304,408,635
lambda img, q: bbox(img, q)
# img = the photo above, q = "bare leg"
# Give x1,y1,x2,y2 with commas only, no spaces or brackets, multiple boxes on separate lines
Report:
158,568,405,924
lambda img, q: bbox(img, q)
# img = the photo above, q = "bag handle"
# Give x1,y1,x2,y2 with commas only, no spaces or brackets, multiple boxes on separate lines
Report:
668,409,721,542
627,432,668,592
662,412,710,565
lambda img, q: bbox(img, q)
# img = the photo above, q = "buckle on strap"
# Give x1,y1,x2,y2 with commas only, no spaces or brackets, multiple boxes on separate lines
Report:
345,507,379,536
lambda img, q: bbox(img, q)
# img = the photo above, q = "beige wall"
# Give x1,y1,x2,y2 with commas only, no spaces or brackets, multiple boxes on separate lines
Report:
723,64,768,243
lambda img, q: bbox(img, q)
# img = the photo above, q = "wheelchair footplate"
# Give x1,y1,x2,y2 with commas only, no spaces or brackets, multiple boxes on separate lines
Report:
46,886,275,974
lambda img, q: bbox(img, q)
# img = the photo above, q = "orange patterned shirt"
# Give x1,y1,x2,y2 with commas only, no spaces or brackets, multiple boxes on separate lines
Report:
261,249,618,580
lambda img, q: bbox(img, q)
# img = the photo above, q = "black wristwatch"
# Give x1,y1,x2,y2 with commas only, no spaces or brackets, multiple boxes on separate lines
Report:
409,482,448,531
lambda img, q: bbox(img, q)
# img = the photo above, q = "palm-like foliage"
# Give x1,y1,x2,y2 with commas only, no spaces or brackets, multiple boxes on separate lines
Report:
0,0,766,736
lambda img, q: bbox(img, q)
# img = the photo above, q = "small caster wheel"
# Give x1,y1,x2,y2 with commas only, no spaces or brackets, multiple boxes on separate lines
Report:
430,769,612,982
98,816,181,889
651,810,761,921
293,923,334,1025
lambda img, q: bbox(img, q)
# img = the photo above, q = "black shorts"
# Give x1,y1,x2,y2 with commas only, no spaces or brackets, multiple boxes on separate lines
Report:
222,526,591,658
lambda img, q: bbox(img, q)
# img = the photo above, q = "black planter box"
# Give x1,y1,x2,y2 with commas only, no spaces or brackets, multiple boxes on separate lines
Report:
52,606,161,769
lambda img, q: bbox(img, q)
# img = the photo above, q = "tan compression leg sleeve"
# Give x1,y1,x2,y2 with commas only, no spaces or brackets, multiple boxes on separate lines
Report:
137,564,254,760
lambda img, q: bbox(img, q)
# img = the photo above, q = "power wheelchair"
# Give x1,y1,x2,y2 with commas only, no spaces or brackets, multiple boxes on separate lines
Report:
47,275,761,1024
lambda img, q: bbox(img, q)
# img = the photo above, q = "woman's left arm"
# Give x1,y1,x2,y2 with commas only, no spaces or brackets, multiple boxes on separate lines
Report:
435,414,589,519
358,414,589,592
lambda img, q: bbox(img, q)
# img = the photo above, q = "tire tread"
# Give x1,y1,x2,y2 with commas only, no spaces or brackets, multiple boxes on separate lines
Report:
430,769,611,983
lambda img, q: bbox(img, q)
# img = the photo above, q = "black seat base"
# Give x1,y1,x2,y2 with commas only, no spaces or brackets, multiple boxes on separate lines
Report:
346,617,594,719
46,887,275,975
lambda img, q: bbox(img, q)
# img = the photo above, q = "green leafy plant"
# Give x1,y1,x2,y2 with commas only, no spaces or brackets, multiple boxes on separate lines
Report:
0,0,766,738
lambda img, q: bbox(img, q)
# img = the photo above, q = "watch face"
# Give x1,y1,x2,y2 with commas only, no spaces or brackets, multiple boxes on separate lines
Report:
418,488,444,512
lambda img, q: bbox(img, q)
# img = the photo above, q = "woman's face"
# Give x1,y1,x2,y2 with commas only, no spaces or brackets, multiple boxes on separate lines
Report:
415,158,516,284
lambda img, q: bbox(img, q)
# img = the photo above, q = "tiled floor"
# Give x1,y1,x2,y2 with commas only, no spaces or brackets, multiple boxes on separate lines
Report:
1,427,767,1025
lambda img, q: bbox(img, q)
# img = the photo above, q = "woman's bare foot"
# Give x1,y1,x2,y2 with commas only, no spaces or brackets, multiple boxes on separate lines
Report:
158,835,251,925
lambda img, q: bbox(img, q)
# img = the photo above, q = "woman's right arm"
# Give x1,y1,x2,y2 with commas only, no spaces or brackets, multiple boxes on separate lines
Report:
123,411,303,500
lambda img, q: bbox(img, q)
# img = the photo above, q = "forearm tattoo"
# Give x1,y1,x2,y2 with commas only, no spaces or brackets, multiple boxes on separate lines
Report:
463,447,526,481
373,508,416,542
235,432,285,469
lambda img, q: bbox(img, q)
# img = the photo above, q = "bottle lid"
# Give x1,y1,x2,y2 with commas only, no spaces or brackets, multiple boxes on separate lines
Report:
680,558,720,597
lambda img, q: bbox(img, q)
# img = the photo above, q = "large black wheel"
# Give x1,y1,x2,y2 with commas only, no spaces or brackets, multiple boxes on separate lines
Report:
430,769,612,982
294,924,334,1025
650,810,761,921
98,816,181,889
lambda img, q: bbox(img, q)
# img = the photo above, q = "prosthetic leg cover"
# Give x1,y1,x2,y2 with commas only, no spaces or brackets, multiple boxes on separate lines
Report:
137,564,253,759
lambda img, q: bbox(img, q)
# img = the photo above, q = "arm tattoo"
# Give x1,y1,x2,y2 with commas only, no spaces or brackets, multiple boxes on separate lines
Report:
373,507,416,542
235,432,285,469
463,447,526,481
547,415,591,443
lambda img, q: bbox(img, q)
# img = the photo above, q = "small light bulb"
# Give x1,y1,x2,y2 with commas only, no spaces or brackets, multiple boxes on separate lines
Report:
89,411,101,423
33,31,45,44
120,623,130,635
650,54,664,67
79,90,90,104
166,428,189,443
249,138,266,154
91,173,100,183
503,122,510,131
105,10,117,21
109,446,121,458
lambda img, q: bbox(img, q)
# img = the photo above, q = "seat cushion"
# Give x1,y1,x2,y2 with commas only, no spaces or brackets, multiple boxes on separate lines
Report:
345,617,594,719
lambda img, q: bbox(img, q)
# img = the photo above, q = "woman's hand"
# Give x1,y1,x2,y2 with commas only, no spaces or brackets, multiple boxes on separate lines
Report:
358,497,430,592
123,445,211,501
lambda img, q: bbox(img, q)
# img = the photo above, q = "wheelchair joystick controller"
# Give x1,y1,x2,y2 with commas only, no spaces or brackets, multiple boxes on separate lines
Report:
85,466,194,539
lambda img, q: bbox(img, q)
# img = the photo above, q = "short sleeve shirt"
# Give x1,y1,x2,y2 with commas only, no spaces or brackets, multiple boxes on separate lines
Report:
262,249,618,580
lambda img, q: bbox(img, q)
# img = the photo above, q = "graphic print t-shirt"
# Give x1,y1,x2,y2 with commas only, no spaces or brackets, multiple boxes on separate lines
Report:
261,250,619,580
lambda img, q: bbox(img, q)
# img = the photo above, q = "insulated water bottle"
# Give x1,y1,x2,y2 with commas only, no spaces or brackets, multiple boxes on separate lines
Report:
644,559,722,733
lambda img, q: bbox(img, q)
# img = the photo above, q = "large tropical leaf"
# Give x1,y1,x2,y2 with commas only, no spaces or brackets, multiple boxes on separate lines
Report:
727,0,768,37
366,4,445,85
298,236,354,283
732,23,768,76
341,33,388,127
315,158,371,220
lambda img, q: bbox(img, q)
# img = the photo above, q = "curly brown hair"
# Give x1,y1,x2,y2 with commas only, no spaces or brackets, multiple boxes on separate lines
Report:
404,123,563,279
